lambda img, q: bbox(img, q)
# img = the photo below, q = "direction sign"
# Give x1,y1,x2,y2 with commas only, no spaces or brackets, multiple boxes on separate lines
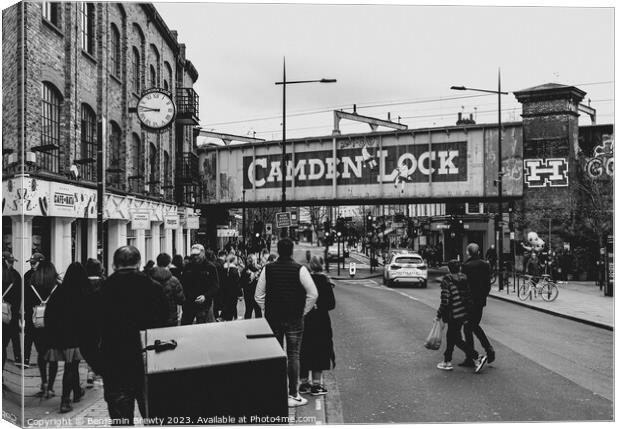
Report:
276,212,292,229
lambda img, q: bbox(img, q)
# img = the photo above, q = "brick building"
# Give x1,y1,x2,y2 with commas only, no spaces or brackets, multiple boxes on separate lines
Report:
2,1,201,275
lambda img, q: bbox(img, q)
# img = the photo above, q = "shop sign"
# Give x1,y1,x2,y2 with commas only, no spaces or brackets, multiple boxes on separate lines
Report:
131,212,151,230
185,216,199,229
217,229,238,238
164,215,179,230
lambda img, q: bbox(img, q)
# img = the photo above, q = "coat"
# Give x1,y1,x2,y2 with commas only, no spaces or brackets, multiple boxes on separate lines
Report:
461,256,491,307
437,273,473,323
151,267,185,326
300,273,336,372
181,257,219,308
45,283,83,350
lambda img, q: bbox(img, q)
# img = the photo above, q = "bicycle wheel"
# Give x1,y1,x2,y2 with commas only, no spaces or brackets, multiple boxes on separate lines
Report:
490,271,497,285
518,283,530,301
540,281,559,302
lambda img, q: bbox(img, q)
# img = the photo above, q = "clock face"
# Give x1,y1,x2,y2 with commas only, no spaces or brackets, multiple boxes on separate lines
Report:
136,90,176,130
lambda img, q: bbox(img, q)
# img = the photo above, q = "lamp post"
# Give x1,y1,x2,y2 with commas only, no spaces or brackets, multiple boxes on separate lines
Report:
275,57,336,237
451,69,509,290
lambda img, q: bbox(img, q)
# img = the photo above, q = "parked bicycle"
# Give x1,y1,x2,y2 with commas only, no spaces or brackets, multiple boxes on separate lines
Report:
490,269,510,289
518,274,559,302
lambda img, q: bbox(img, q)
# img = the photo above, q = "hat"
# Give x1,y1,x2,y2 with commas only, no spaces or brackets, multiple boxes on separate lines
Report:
27,253,45,263
2,251,17,263
190,244,205,255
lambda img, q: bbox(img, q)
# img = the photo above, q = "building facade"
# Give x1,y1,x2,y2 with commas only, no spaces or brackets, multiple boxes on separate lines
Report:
2,1,201,275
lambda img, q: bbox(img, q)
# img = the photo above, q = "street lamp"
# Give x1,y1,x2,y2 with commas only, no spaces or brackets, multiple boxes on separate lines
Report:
275,57,336,237
451,69,509,290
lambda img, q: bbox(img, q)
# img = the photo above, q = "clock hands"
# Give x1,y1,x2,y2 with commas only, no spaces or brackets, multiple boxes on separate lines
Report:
138,106,161,112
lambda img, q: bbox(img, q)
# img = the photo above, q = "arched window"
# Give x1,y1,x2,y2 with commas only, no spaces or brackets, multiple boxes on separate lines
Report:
80,104,97,181
164,61,173,92
110,24,121,77
40,82,62,173
80,3,95,54
131,47,141,93
129,133,143,193
107,121,122,188
149,65,156,88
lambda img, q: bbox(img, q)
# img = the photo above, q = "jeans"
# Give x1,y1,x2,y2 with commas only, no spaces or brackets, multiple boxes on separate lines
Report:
464,304,493,355
104,379,146,426
243,290,262,319
2,316,21,368
180,303,215,325
444,320,478,362
62,361,81,402
267,317,304,396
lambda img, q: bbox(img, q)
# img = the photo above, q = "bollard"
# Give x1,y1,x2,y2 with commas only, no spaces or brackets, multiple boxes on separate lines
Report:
349,262,356,278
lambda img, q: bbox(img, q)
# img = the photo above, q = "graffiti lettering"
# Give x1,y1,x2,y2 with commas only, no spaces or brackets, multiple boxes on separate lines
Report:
524,158,569,188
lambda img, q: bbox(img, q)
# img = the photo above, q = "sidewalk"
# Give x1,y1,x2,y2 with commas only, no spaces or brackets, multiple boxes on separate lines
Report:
489,278,614,330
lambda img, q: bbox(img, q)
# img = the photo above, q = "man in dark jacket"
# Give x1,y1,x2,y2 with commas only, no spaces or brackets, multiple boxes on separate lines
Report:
180,244,219,324
80,246,167,425
461,243,494,369
2,251,22,369
153,253,185,326
255,238,318,408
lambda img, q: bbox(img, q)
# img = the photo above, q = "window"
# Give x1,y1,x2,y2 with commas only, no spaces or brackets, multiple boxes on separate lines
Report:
40,82,62,173
80,3,95,55
131,47,140,93
129,133,144,193
149,65,156,88
110,24,121,77
80,104,97,181
42,2,61,27
163,151,172,199
148,142,158,193
164,62,172,92
107,122,122,189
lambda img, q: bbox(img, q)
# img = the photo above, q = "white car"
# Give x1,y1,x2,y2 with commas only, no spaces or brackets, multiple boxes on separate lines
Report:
326,244,349,261
383,252,428,288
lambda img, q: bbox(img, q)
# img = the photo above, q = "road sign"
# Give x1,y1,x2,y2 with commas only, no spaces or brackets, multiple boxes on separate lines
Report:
276,212,292,229
265,223,273,236
291,210,299,227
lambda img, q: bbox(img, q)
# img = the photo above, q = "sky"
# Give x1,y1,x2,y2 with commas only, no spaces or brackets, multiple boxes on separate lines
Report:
153,1,614,144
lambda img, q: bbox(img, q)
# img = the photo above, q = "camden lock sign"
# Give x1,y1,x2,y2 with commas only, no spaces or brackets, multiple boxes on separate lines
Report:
243,142,467,189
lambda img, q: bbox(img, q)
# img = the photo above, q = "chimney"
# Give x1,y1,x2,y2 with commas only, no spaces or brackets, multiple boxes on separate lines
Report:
469,113,474,123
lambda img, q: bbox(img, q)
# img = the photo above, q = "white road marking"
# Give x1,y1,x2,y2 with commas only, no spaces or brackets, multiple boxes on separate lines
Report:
340,278,420,301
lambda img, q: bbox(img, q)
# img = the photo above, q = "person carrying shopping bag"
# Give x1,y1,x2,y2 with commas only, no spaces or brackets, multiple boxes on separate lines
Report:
436,260,486,373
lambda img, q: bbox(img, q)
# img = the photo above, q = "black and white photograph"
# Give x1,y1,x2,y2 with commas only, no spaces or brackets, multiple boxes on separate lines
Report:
1,0,615,427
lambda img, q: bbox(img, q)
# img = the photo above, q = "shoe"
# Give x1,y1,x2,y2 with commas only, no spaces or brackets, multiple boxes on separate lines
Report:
298,382,312,394
35,383,47,398
458,359,475,368
436,361,453,371
486,349,496,364
45,389,56,399
23,360,30,369
475,355,488,373
311,384,328,396
288,394,308,407
86,378,94,388
60,400,73,414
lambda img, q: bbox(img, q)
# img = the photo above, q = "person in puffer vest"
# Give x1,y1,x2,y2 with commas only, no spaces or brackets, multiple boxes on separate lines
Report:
255,238,318,408
152,253,186,327
436,260,483,372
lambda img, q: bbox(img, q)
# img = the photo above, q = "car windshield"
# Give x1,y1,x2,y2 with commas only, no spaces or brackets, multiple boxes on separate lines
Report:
394,256,423,265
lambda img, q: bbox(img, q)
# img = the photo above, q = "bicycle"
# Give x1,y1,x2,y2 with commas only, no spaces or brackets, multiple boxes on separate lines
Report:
490,269,510,290
518,274,559,302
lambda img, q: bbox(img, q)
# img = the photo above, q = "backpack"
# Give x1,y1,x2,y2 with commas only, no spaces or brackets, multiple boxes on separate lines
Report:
31,284,57,328
2,284,13,325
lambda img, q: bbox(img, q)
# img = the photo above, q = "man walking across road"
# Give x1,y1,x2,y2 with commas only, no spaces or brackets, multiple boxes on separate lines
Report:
461,243,494,371
255,238,318,407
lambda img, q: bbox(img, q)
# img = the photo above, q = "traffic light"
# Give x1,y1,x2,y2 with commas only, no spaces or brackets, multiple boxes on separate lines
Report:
366,213,373,232
253,219,264,235
336,216,345,235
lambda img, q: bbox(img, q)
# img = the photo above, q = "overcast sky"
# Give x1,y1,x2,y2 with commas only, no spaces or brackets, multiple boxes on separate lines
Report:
154,1,614,143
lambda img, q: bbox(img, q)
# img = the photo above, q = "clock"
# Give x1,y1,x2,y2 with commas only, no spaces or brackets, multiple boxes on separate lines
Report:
136,88,176,130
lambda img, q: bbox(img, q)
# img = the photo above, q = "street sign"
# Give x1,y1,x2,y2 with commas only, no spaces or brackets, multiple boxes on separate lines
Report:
275,212,292,228
291,210,299,227
265,223,273,236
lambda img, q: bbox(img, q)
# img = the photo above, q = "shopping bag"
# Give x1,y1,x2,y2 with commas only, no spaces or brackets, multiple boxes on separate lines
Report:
424,318,445,350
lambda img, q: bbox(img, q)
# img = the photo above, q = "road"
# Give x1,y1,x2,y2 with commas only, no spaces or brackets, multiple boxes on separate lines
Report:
293,242,613,423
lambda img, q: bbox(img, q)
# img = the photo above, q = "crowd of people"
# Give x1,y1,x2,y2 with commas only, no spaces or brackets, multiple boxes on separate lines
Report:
2,237,337,421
